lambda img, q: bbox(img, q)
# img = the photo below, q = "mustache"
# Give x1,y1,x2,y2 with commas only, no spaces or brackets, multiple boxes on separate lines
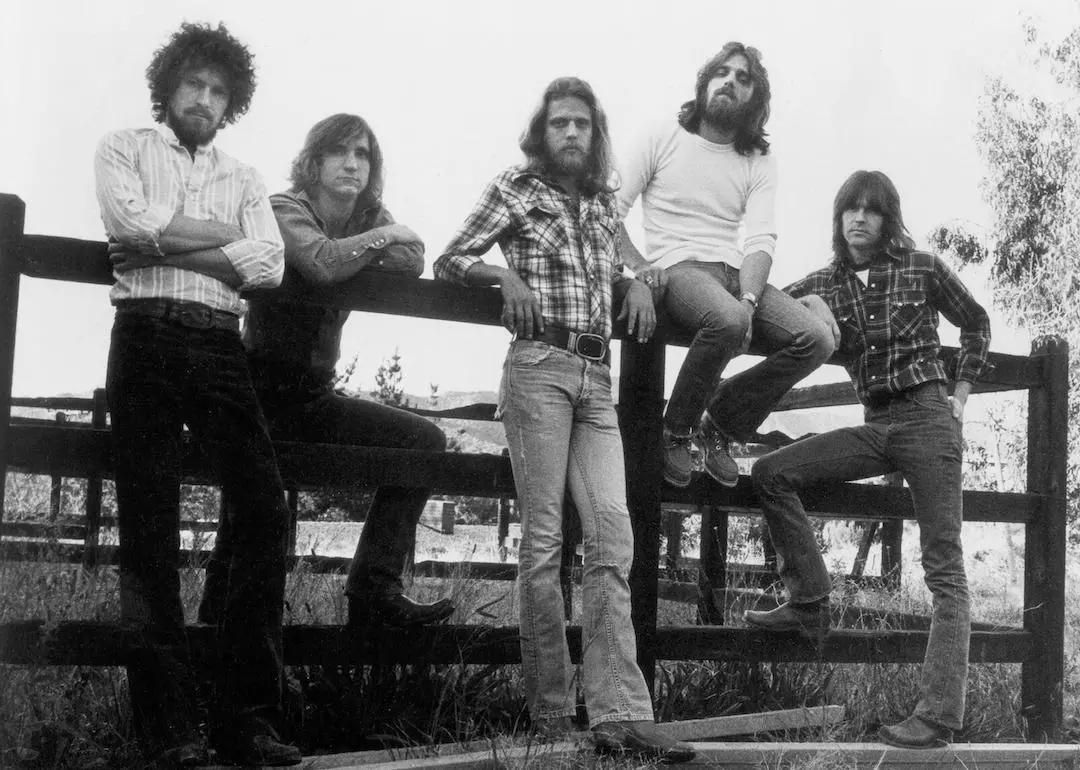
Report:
184,107,215,121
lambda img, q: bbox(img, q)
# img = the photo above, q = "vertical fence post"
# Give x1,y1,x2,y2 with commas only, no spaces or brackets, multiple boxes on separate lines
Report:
83,389,107,566
880,471,905,590
698,505,727,625
618,336,665,691
1021,335,1068,741
49,413,68,521
0,195,26,544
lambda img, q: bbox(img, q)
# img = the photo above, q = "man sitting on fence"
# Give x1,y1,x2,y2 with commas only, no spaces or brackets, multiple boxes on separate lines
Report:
95,22,300,767
616,43,835,488
746,169,991,749
434,76,694,763
198,113,454,628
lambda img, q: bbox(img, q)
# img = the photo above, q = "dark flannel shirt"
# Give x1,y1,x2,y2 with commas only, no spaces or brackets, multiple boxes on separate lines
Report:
784,248,991,405
433,166,625,339
244,189,421,400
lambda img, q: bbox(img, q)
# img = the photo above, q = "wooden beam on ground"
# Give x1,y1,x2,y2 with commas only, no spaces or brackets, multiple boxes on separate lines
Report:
660,705,844,741
685,742,1079,769
239,741,1080,770
266,735,588,768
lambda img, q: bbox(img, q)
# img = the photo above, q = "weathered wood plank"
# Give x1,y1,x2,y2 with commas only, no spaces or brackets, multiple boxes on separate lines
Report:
282,741,1079,770
661,705,845,740
0,622,1033,666
7,425,1044,523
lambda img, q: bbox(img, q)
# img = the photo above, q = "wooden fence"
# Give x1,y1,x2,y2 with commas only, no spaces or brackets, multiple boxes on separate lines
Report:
0,192,1069,740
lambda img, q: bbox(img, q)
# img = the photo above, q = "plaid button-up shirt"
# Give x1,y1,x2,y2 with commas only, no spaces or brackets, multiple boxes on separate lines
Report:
434,167,622,339
785,248,991,405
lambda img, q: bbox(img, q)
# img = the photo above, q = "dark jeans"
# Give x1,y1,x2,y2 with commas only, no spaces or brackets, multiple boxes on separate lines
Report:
750,382,969,729
663,261,834,439
106,312,290,750
205,388,446,599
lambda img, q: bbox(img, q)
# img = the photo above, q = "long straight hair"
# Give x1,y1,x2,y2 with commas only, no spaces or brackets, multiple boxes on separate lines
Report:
519,77,617,196
289,113,385,217
678,42,771,156
832,170,916,262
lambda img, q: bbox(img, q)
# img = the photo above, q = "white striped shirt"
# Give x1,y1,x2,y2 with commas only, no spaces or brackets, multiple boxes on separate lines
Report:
94,124,284,314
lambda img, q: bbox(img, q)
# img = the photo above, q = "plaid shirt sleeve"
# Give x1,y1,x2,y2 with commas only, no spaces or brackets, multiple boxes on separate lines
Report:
783,267,833,301
930,255,991,384
434,178,514,285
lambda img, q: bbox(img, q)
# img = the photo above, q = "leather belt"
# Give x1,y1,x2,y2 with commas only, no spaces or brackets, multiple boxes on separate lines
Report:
530,325,610,365
115,298,240,333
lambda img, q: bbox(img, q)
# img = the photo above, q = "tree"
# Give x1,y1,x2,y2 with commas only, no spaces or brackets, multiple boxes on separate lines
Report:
929,19,1080,531
371,348,411,408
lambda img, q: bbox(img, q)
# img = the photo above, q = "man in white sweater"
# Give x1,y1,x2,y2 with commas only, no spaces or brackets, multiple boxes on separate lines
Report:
617,42,836,488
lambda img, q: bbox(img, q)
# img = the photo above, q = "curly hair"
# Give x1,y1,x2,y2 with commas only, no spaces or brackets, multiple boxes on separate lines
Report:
289,113,384,215
831,170,916,262
146,21,257,126
678,42,771,156
519,77,617,196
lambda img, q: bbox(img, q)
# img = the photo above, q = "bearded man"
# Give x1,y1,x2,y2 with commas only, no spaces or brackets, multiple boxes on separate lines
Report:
617,43,835,489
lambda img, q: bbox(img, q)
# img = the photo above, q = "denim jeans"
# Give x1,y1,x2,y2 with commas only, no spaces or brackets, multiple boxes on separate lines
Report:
204,388,447,600
106,312,290,748
750,382,969,729
664,261,834,438
499,340,654,727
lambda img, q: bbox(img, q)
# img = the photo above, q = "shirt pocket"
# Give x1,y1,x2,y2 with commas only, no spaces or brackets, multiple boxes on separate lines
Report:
523,204,566,255
889,293,926,340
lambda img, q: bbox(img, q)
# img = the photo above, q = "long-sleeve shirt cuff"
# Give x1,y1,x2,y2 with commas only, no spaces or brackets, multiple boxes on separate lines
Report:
221,239,284,290
433,252,484,285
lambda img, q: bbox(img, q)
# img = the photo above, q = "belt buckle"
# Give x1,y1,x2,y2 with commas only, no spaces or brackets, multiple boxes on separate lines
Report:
175,303,212,329
574,332,607,361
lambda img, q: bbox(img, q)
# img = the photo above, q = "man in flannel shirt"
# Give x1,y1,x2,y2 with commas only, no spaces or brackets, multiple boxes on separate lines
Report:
95,22,299,767
434,77,694,763
745,170,991,750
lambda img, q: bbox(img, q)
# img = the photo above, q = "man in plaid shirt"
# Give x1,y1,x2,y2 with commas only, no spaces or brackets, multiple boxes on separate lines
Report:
435,77,693,763
745,170,991,749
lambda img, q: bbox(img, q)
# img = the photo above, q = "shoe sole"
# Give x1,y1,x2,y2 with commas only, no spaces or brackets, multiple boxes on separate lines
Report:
744,616,830,643
663,470,692,488
350,605,455,629
702,463,739,488
878,728,950,749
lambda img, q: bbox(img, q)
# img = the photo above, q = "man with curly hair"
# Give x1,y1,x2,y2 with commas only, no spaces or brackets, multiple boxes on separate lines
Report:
198,113,455,628
617,43,835,489
95,21,300,767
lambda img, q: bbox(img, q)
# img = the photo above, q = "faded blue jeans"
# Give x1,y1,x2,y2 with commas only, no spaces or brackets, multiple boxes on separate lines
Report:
664,261,834,438
751,382,970,730
499,340,655,727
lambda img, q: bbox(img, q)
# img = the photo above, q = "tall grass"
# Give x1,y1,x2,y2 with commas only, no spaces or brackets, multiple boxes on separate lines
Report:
1,470,1074,768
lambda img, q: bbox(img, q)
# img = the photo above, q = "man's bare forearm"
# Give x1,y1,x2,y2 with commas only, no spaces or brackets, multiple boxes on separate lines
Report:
158,213,244,254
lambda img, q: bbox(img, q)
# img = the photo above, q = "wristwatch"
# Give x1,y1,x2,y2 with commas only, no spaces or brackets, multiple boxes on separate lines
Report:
739,291,759,309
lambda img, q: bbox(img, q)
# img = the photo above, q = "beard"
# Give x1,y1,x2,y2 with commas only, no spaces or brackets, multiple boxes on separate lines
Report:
167,104,221,148
702,93,755,134
545,145,590,180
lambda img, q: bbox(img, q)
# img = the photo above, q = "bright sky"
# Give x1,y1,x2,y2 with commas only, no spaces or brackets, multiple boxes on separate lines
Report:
3,0,1074,400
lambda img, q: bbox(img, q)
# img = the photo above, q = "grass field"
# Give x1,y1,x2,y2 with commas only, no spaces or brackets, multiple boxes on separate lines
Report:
2,471,1077,768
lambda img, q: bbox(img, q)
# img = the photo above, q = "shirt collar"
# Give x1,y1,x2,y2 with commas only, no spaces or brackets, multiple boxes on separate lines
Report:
288,188,376,232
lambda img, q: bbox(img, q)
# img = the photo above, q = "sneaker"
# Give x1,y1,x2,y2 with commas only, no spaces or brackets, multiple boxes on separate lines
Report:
698,413,739,487
593,720,695,763
662,427,694,487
